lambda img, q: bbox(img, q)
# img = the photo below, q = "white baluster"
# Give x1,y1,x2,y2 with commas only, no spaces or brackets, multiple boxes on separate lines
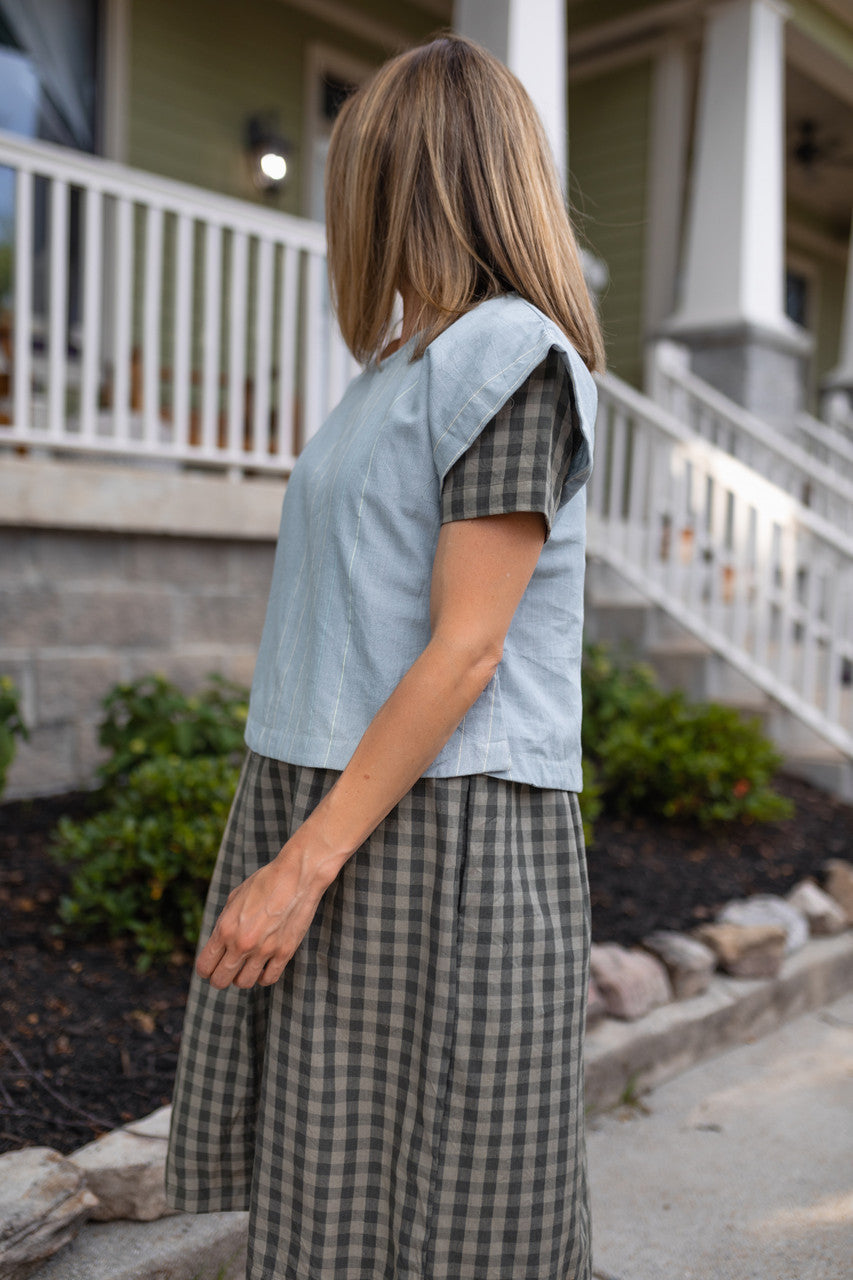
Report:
48,179,69,440
252,236,273,461
607,405,629,555
79,186,102,441
302,251,324,443
172,212,193,451
13,168,33,434
276,244,298,467
201,221,222,457
227,230,248,461
143,204,163,445
112,196,132,443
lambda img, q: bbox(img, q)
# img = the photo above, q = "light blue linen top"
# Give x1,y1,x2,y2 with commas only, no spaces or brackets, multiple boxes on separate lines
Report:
245,294,597,790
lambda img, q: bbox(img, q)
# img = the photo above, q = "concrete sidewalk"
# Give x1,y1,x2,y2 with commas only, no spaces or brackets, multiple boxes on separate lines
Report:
587,992,853,1280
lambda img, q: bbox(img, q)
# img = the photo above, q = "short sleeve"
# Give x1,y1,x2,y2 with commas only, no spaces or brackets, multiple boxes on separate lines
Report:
439,347,578,538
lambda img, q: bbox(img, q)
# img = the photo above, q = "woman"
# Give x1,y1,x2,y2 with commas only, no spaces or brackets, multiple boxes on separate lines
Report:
166,32,605,1280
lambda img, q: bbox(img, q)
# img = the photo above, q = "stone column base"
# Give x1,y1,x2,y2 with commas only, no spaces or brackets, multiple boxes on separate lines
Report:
656,319,813,427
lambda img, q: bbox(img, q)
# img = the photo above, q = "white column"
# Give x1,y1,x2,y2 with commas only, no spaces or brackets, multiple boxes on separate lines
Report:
644,40,691,334
668,0,797,338
454,0,567,189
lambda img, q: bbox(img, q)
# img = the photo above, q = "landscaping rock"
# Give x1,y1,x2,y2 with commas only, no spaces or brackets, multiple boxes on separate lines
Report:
693,922,787,978
586,976,607,1027
0,1147,98,1280
787,879,848,936
69,1106,175,1223
717,894,809,954
824,859,853,923
640,930,717,999
589,943,672,1020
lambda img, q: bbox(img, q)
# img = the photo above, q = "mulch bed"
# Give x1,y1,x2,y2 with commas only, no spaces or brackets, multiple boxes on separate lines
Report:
1,771,852,1156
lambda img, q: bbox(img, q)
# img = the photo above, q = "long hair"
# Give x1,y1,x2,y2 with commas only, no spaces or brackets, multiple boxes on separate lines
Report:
325,33,605,372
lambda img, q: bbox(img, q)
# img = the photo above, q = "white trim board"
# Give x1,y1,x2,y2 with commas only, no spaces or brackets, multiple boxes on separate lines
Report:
302,42,375,220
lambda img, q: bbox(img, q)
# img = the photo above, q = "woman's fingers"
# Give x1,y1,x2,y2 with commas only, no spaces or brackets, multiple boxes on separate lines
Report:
257,957,289,987
195,861,323,990
195,934,227,980
232,954,272,989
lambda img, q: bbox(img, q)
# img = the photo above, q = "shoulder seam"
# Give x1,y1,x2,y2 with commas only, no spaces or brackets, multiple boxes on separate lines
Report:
430,339,544,458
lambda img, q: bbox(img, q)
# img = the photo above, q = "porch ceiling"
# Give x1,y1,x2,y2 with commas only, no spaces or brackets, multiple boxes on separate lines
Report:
787,62,853,234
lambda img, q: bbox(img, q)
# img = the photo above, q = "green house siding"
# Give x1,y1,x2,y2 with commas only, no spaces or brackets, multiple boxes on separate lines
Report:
127,0,436,218
568,60,652,387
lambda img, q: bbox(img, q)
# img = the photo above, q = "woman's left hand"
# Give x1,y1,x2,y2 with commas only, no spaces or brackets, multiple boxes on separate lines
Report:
195,838,338,990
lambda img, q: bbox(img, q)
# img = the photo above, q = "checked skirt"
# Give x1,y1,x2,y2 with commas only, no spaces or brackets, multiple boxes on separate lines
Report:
165,750,592,1279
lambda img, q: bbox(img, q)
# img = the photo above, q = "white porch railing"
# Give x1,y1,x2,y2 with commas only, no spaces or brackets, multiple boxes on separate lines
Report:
0,130,360,474
648,340,853,534
823,387,853,437
590,370,853,758
796,404,853,487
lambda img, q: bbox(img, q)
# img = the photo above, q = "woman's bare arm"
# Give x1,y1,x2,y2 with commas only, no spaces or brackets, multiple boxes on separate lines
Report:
197,509,547,991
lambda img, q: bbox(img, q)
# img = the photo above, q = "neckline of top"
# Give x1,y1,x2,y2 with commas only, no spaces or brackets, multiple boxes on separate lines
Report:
373,333,418,369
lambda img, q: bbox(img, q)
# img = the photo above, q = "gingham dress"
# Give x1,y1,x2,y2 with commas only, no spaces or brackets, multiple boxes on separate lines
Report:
165,352,593,1280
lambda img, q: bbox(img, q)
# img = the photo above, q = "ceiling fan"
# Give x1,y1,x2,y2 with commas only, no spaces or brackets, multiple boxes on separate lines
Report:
790,118,853,173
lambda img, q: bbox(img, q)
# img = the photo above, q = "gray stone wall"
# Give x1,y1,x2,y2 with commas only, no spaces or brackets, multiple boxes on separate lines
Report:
0,528,276,800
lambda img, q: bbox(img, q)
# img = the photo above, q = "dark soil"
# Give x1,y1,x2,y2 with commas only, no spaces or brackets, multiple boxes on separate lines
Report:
1,772,851,1156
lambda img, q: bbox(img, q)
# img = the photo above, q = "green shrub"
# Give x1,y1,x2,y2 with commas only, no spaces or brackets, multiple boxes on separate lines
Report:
97,673,248,787
50,753,240,968
581,644,793,827
0,676,28,799
578,756,602,848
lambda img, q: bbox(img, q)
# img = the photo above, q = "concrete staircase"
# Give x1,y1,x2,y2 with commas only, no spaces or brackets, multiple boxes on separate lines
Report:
584,558,853,803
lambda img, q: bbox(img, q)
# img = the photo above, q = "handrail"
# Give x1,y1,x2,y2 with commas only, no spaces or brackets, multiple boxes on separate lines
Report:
796,408,853,484
648,340,853,533
0,128,328,248
590,368,853,758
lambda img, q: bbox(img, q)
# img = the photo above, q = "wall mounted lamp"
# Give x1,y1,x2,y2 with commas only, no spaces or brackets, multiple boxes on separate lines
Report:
245,112,291,193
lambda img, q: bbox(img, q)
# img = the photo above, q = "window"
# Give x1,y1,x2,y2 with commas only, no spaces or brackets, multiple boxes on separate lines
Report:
785,267,810,329
304,47,371,222
0,1,99,152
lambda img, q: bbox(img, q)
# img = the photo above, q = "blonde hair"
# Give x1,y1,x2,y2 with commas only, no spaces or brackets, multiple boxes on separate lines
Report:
325,33,605,372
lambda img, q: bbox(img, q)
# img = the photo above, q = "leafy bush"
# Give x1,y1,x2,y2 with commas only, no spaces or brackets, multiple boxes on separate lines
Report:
97,673,248,788
51,753,240,967
581,644,793,828
0,676,28,799
579,756,602,848
49,671,249,967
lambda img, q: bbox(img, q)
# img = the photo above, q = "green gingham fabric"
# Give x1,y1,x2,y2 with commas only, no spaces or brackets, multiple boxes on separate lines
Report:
440,348,577,537
165,752,591,1279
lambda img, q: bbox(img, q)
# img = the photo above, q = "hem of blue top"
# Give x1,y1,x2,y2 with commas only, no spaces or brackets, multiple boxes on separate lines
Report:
243,724,582,794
